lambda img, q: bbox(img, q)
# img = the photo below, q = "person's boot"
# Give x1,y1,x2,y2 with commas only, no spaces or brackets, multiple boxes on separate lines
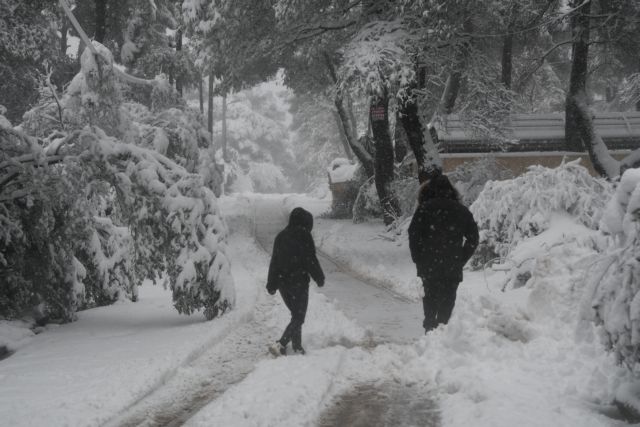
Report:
268,341,286,357
292,346,306,355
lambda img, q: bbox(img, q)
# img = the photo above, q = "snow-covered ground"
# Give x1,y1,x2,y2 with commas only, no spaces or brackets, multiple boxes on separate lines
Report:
0,192,629,427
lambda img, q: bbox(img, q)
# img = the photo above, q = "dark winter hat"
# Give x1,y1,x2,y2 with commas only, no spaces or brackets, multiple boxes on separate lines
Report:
288,207,313,231
418,174,460,203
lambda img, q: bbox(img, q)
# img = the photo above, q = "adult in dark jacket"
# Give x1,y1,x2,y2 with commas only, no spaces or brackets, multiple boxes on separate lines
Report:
408,174,479,333
267,207,325,356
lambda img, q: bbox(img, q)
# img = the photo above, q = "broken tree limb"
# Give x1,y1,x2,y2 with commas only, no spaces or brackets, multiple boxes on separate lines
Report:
59,0,157,88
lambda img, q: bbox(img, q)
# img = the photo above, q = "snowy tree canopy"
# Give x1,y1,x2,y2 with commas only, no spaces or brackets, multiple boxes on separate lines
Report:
1,40,233,322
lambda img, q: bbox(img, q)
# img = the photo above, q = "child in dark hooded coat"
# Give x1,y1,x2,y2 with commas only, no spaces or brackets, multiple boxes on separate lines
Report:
267,207,325,356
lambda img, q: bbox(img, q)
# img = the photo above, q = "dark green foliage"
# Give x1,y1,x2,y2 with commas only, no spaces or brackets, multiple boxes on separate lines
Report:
0,0,75,123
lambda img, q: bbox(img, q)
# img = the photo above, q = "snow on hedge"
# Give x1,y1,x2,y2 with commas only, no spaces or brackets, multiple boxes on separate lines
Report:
470,160,611,265
1,41,233,322
590,168,640,370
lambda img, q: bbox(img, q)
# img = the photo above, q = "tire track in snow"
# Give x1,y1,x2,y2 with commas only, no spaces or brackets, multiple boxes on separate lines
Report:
103,234,279,427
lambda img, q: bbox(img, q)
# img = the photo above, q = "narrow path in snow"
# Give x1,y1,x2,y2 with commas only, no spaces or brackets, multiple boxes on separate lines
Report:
103,237,279,427
253,197,439,427
253,197,424,345
104,307,273,427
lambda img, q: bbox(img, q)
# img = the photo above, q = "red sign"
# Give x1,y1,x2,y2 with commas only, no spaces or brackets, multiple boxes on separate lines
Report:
370,106,386,121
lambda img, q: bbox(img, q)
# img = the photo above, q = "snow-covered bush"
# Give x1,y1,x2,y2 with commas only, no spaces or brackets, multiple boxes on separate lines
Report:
470,160,611,267
1,43,233,322
449,156,514,206
591,168,640,369
247,161,290,193
0,128,92,321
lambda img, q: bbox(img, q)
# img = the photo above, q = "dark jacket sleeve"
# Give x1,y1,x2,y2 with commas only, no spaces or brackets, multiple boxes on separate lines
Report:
462,210,479,264
266,236,281,293
408,206,424,265
304,232,325,286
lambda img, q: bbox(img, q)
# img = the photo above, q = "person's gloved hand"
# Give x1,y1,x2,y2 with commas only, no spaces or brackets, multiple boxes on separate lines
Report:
317,280,325,288
266,284,277,295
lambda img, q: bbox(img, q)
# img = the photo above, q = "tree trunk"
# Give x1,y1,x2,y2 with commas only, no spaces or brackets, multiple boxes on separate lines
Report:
336,97,374,177
572,91,620,177
207,71,214,139
221,93,228,160
333,110,354,161
95,0,107,43
399,91,442,183
346,95,358,142
370,92,401,225
60,19,69,55
565,0,591,152
393,109,408,163
501,34,513,89
323,51,374,177
198,74,204,114
175,28,183,95
436,17,472,118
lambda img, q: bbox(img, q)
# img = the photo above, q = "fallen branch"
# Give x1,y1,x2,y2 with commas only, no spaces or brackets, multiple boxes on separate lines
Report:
59,0,158,88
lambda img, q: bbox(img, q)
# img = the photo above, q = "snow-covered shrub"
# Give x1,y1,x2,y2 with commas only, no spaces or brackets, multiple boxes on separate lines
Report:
247,161,290,193
470,160,610,267
591,168,640,369
0,129,91,322
80,128,235,319
2,43,232,322
78,217,136,306
449,156,514,206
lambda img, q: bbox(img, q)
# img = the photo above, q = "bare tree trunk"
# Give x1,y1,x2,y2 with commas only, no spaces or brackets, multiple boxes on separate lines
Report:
370,91,401,225
333,110,354,161
565,0,591,153
323,51,374,177
572,91,620,177
60,19,69,55
336,98,374,177
501,34,513,89
436,18,472,118
564,0,620,178
221,93,228,160
175,28,183,95
393,109,408,163
95,0,107,43
207,71,214,140
398,90,442,183
346,95,358,142
198,74,204,114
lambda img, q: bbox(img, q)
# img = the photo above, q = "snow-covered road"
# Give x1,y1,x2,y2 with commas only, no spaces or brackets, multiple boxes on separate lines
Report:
253,196,424,345
251,196,439,426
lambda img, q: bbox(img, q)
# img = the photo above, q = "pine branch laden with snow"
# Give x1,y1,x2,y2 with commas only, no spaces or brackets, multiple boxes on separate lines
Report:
470,160,611,266
80,128,235,320
591,168,640,370
1,124,235,321
0,128,92,322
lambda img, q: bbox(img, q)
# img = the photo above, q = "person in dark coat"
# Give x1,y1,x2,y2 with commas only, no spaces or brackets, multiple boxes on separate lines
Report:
408,174,479,333
267,207,325,356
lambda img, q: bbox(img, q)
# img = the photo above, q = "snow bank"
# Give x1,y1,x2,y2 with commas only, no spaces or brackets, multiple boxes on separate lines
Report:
0,320,35,354
299,192,622,426
591,168,640,372
327,158,358,184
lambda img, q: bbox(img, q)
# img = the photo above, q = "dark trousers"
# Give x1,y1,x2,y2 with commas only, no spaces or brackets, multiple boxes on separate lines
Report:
278,286,308,350
422,278,459,332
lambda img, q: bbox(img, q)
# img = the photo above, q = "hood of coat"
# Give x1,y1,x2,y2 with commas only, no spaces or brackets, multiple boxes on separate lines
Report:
288,207,313,232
